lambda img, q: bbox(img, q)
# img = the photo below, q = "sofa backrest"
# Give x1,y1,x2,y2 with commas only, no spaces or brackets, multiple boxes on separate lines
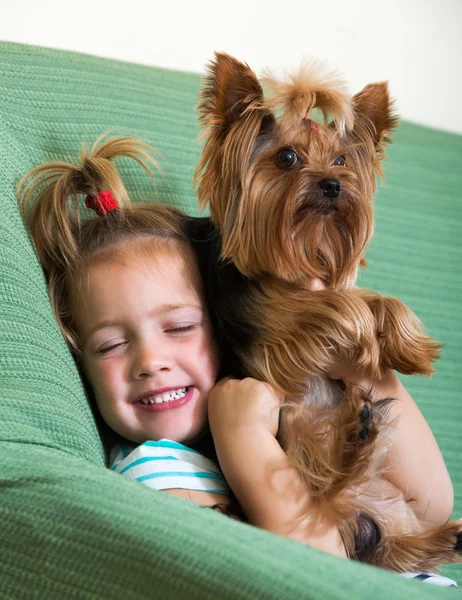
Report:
1,41,461,591
0,41,203,463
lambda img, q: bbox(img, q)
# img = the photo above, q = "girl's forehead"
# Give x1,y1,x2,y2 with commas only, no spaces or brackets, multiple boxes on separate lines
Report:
93,251,196,290
74,250,205,335
76,241,204,307
85,239,193,277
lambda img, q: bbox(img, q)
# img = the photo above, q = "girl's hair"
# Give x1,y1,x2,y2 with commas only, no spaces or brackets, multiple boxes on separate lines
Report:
18,134,190,357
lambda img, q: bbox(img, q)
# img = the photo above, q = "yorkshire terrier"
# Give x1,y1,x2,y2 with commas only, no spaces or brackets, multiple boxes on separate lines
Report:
185,53,461,572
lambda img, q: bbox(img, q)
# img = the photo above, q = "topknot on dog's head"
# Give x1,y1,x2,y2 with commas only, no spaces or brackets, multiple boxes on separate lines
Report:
261,59,354,136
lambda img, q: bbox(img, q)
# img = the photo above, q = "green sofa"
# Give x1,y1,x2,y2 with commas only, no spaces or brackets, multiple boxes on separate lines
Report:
0,41,460,599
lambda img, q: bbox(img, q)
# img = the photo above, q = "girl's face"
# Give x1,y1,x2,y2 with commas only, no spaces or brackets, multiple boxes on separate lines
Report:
74,246,219,445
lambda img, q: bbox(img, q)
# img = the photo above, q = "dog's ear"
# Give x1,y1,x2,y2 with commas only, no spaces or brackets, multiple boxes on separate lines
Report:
198,52,272,135
352,82,399,147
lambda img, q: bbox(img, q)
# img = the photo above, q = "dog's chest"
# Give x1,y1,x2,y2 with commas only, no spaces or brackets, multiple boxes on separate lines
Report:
303,377,344,408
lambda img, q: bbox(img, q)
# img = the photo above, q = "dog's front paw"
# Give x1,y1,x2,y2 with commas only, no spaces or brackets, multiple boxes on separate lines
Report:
358,291,442,376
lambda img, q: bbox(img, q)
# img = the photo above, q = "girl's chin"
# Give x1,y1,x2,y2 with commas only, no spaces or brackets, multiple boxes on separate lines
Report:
130,421,209,447
122,389,209,446
144,426,208,446
178,426,210,447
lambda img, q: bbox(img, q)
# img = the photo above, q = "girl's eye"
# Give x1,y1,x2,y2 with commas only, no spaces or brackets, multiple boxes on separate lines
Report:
166,325,198,335
98,341,127,355
275,147,299,170
332,155,346,167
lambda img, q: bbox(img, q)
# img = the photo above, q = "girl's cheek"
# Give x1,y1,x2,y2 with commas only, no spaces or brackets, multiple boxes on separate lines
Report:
201,335,220,380
91,359,122,390
99,362,121,385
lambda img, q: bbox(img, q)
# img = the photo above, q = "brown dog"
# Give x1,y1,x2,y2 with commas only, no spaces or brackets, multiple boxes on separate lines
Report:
187,52,461,571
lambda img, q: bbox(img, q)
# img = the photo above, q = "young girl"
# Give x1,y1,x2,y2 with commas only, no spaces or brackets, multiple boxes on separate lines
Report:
18,134,456,576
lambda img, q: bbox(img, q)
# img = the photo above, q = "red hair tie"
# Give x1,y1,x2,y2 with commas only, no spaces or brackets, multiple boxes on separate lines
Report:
85,190,118,216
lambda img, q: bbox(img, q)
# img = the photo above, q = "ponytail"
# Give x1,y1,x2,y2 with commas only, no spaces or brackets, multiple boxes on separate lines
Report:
17,133,187,357
18,133,157,274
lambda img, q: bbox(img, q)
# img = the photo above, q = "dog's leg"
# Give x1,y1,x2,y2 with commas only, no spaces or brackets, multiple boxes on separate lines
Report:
252,287,383,396
324,388,393,502
280,385,394,524
356,290,442,376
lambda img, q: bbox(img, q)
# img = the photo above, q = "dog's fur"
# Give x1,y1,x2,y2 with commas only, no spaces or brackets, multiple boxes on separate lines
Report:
186,52,461,572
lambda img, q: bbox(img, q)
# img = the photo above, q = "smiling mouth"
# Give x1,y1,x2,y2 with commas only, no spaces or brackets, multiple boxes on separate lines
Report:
134,387,194,413
138,387,188,405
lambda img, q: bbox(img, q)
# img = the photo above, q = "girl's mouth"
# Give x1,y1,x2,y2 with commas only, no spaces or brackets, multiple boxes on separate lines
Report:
134,387,194,413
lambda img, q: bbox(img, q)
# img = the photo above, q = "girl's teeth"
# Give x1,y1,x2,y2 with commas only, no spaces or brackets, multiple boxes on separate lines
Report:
140,388,188,405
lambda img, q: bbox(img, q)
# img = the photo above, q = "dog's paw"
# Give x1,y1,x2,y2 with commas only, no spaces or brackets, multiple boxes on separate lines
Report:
359,292,442,377
339,386,378,447
358,402,375,441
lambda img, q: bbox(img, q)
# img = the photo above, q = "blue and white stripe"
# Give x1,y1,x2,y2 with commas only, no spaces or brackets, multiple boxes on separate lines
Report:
401,572,458,587
109,439,229,495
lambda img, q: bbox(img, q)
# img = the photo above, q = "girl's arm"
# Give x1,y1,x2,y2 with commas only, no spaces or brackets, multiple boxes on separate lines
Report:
208,378,346,557
336,368,454,524
163,488,232,508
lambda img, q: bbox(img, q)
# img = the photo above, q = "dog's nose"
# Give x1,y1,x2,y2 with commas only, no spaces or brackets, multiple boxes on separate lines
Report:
319,178,341,199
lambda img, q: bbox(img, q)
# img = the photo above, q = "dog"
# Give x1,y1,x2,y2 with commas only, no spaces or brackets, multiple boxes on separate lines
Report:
185,52,461,572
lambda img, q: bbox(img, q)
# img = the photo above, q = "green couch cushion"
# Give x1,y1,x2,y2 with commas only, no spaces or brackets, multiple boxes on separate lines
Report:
0,41,460,597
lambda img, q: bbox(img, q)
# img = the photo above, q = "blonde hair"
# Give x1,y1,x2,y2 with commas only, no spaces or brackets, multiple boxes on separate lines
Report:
18,134,191,357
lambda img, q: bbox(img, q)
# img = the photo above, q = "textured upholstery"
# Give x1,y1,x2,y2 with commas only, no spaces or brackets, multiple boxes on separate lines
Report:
0,41,460,598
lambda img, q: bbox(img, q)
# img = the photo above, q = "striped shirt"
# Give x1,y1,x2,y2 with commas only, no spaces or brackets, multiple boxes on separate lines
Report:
109,439,229,495
400,572,457,587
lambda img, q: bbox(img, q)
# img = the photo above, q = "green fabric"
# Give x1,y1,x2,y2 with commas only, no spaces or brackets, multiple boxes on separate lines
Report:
357,121,462,586
0,40,460,598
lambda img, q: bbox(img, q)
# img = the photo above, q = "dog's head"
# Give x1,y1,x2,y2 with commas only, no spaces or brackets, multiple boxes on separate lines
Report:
195,53,398,287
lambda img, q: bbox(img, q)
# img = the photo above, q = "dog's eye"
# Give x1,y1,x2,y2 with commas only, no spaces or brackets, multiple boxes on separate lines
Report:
332,155,346,167
276,147,299,170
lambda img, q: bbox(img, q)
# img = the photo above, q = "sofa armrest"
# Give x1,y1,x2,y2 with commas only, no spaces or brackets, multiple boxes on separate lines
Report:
0,441,451,600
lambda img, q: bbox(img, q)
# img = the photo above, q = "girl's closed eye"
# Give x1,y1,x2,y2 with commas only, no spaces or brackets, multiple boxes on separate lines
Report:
97,340,128,355
165,324,199,335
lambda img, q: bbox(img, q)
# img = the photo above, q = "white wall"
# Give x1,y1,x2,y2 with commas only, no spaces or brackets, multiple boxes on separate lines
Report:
2,0,461,134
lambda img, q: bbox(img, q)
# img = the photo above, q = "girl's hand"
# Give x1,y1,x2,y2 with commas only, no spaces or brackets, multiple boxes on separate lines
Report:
208,377,283,438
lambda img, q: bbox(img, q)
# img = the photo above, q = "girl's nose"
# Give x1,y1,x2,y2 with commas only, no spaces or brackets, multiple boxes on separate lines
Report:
131,342,172,380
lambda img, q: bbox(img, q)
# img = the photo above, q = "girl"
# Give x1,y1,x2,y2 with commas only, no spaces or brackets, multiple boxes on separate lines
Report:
18,135,456,574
